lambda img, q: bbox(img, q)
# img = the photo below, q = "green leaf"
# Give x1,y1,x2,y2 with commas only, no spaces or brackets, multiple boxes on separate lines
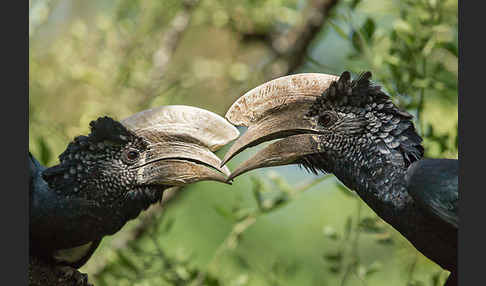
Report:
439,42,458,57
329,265,341,273
96,278,109,286
359,217,385,233
233,255,250,270
375,233,394,245
116,251,139,274
271,194,289,208
127,239,143,253
350,29,362,52
361,18,376,43
324,251,342,262
163,218,175,233
213,205,234,220
454,127,458,149
203,275,221,286
328,20,348,40
37,136,52,165
365,261,382,277
344,217,353,240
350,0,363,10
430,270,446,286
250,176,264,210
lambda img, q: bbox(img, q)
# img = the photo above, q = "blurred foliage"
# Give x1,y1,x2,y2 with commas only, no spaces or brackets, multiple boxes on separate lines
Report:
30,0,457,285
326,0,458,158
29,0,304,165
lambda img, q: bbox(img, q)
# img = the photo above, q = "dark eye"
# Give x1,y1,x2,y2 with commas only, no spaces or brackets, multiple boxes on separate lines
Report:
318,112,336,127
123,148,140,164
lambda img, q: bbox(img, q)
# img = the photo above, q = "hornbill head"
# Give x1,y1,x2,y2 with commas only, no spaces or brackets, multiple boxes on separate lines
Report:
221,71,424,185
41,105,239,239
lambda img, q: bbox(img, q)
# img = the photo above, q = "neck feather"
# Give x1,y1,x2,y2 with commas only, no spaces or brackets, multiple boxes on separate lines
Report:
334,145,414,212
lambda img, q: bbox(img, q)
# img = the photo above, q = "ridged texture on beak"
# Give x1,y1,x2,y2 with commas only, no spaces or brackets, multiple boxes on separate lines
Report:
121,105,240,184
122,105,240,151
220,104,318,166
222,73,338,171
139,159,229,186
225,73,338,127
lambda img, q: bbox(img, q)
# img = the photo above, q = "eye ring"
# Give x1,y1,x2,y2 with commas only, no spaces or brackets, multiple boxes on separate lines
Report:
123,148,140,164
318,112,336,127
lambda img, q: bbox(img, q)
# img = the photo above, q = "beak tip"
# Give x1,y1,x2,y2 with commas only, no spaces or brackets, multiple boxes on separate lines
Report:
227,172,239,182
220,156,231,168
225,177,235,185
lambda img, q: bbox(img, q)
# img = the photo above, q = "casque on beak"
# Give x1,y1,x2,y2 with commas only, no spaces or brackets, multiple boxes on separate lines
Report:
121,105,240,185
221,73,339,180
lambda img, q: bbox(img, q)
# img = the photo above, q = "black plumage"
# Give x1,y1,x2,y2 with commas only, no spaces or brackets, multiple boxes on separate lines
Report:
223,71,458,285
406,159,458,228
30,107,238,270
30,117,166,268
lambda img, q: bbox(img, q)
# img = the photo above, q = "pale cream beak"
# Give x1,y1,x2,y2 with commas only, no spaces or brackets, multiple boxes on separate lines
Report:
221,73,339,180
121,105,240,185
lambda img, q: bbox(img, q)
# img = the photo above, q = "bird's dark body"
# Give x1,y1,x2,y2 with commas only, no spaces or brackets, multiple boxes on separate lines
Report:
30,154,164,263
296,73,458,272
29,108,238,271
30,154,164,251
329,155,457,272
302,143,457,271
29,106,239,284
29,105,239,272
226,71,458,285
297,72,457,277
29,117,166,268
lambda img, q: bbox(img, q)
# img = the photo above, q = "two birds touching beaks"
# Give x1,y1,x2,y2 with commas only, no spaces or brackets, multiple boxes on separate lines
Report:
30,71,458,285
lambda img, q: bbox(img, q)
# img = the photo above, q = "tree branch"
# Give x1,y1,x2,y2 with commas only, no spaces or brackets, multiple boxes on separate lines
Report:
142,0,201,102
271,0,339,74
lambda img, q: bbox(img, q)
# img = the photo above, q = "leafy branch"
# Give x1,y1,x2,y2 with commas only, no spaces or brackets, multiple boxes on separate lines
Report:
329,0,458,157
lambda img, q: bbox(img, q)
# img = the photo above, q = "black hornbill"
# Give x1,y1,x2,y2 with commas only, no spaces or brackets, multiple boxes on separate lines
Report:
221,72,458,285
30,105,239,269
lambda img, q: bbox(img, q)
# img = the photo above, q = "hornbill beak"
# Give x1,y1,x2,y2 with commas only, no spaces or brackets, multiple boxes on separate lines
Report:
221,73,339,180
121,105,240,186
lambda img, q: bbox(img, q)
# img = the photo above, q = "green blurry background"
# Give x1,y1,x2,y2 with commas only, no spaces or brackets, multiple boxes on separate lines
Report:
29,0,457,285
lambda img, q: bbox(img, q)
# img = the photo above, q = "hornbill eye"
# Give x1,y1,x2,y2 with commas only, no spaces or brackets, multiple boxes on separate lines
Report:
318,112,336,127
123,148,140,164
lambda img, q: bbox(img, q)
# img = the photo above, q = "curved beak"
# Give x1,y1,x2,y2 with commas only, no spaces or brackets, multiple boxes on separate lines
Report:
221,73,339,180
134,139,232,185
121,105,240,186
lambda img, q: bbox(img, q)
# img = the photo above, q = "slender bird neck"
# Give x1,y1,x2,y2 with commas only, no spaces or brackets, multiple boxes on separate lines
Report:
330,144,414,212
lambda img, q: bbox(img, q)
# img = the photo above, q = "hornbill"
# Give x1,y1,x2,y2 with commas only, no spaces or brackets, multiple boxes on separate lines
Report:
221,72,458,285
30,105,239,269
